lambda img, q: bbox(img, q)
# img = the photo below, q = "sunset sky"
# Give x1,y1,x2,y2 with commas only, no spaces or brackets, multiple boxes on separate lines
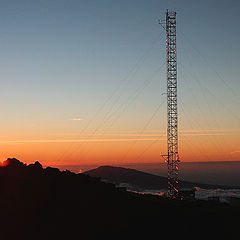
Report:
0,0,239,166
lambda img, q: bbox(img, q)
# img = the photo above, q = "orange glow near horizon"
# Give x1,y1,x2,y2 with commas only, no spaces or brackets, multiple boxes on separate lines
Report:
0,128,239,167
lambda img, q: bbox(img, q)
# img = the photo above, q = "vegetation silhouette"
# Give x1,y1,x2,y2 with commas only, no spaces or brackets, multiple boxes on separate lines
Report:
0,158,239,240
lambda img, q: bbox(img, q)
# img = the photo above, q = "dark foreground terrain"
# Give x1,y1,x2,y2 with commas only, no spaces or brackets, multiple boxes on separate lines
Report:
0,158,239,240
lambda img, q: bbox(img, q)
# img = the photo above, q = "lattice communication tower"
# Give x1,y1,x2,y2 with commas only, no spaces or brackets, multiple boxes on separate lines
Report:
164,10,180,198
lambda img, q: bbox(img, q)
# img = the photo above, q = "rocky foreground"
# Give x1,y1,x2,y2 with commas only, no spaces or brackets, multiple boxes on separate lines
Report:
0,158,239,239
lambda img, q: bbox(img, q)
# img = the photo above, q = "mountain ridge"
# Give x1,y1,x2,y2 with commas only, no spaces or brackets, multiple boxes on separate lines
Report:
1,158,239,239
84,165,240,190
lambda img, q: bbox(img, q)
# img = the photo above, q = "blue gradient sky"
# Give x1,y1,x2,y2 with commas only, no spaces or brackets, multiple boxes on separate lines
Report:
0,0,239,165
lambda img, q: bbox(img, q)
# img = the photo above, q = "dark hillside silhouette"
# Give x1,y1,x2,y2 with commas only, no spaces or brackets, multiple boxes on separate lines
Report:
84,165,238,190
0,158,239,240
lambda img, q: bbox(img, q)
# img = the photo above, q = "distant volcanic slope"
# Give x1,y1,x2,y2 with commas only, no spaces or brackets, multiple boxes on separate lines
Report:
84,166,167,190
84,165,237,190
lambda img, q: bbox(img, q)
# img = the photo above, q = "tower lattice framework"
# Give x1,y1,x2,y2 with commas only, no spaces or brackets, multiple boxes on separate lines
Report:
165,10,180,197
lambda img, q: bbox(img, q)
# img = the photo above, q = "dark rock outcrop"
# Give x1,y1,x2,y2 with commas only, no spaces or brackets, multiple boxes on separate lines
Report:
0,158,239,240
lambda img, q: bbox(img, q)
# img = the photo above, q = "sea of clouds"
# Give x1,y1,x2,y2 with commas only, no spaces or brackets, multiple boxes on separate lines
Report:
118,183,240,203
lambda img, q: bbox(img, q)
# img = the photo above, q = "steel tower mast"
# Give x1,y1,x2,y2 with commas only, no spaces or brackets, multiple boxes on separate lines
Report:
165,10,180,198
